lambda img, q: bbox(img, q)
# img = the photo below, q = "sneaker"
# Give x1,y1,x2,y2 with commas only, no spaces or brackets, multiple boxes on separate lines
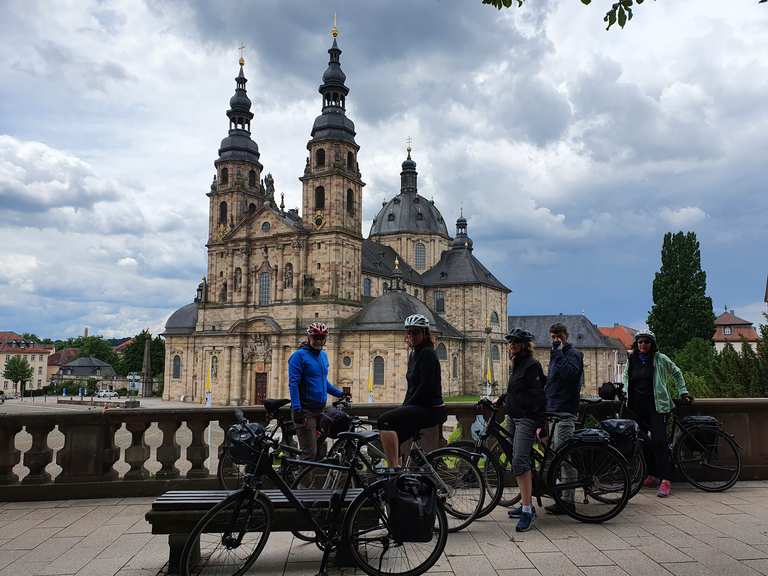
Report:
643,475,659,488
545,502,575,515
507,505,523,518
657,479,671,498
516,508,537,532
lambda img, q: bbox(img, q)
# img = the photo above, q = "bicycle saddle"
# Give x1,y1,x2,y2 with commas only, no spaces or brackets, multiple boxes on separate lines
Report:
337,430,379,443
264,398,291,413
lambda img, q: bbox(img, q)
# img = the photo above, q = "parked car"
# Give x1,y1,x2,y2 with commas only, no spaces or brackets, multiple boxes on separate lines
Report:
97,389,119,399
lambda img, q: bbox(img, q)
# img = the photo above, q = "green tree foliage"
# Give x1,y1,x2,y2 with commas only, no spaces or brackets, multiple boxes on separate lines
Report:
118,331,165,377
647,232,715,354
673,337,715,398
756,315,768,396
3,356,34,395
739,341,762,398
71,336,119,368
712,344,742,397
20,333,42,343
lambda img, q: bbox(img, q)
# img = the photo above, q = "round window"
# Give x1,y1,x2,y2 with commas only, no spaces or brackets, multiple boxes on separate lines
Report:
261,221,271,233
343,356,352,367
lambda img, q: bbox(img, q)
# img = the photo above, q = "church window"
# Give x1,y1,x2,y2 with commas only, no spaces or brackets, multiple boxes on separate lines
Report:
363,277,372,296
316,148,325,167
315,186,325,210
416,211,424,221
234,268,242,291
210,356,218,382
343,356,352,367
284,263,293,289
248,203,256,216
373,356,385,386
414,243,426,270
490,311,499,325
261,221,271,233
434,291,445,313
452,355,458,378
248,170,256,187
492,345,500,362
387,213,395,222
172,355,181,379
347,151,354,170
219,281,227,303
346,189,354,216
259,272,271,305
436,343,447,361
219,201,228,226
221,167,228,185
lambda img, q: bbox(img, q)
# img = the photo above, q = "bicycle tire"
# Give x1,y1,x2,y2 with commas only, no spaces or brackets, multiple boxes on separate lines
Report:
179,489,272,576
675,428,742,492
628,448,645,499
424,447,485,532
448,441,505,518
548,441,629,524
344,478,448,576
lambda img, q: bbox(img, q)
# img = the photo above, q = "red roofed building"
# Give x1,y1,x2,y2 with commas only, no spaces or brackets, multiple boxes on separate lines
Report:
598,324,638,352
1,340,55,393
0,331,23,343
713,309,759,353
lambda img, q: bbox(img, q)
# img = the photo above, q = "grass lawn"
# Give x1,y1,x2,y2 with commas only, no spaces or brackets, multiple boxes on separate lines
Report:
444,394,480,403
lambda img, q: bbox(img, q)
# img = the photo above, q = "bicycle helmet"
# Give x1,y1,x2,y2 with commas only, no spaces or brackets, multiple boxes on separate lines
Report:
504,328,535,343
404,314,430,328
306,322,329,337
633,331,656,344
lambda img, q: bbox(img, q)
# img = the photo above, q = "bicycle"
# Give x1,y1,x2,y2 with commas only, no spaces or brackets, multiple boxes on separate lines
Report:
181,414,448,576
452,395,631,523
293,411,487,533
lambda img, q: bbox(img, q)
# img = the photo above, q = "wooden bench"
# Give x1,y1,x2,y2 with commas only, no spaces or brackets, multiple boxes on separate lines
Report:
146,488,365,574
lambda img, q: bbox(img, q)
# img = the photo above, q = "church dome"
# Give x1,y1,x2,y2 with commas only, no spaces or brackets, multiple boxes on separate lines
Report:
164,303,198,335
369,193,449,238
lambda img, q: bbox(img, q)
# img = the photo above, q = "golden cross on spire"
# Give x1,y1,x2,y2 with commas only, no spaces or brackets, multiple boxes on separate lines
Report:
238,44,246,66
331,13,339,38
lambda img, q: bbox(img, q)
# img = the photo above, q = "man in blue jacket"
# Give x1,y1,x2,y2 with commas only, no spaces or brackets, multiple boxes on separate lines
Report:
288,322,345,460
545,322,583,514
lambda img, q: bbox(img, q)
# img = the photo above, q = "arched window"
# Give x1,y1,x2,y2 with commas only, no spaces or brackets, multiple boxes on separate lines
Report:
347,151,354,170
210,356,218,382
315,186,325,210
259,272,271,305
316,148,325,167
452,355,458,378
492,345,500,362
414,243,426,270
219,281,227,303
284,263,293,289
218,201,227,226
416,211,424,221
436,343,447,361
346,189,354,216
387,213,395,222
248,203,256,216
490,311,499,325
373,356,385,386
363,277,372,297
221,167,228,185
248,170,256,187
172,355,181,379
434,291,445,313
234,268,242,291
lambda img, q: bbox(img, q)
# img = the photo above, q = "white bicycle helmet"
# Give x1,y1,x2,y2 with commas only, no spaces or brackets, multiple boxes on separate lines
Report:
404,314,430,328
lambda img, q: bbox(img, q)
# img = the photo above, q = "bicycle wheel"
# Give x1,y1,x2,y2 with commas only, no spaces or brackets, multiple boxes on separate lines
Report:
448,441,505,518
217,448,247,491
180,489,272,576
423,447,485,532
628,447,645,499
675,428,742,492
548,442,629,523
345,478,448,576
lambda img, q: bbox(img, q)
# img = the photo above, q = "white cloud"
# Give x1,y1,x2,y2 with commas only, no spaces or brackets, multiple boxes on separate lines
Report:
660,206,707,227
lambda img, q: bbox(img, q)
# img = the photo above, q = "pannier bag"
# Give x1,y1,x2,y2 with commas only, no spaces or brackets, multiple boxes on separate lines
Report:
600,419,639,459
385,474,438,543
569,428,611,445
227,422,267,465
319,407,352,439
680,415,721,450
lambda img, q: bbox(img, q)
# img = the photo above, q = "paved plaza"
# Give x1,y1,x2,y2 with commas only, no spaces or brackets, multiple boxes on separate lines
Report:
3,482,768,576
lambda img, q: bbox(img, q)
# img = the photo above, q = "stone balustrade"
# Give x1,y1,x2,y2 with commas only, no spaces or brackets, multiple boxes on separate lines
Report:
1,399,766,501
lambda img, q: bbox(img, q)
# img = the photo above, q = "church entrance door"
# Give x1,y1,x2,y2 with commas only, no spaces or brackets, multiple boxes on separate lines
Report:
253,372,267,405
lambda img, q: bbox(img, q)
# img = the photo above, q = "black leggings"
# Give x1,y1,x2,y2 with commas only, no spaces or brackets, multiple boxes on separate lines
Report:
630,394,672,481
378,405,448,445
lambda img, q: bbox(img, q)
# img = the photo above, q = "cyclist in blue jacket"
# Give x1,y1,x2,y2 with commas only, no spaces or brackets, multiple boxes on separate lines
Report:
288,322,345,459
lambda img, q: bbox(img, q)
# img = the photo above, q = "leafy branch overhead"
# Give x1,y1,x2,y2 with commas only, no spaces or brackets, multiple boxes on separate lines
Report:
483,0,765,30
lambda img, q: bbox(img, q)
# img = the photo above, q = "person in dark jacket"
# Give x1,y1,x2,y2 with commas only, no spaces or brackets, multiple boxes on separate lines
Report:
503,328,546,532
543,322,583,514
379,314,447,467
288,322,346,459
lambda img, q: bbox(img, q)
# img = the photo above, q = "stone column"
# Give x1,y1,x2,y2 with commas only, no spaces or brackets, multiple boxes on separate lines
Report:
123,415,151,481
155,417,182,480
185,415,210,479
0,421,22,485
22,421,55,484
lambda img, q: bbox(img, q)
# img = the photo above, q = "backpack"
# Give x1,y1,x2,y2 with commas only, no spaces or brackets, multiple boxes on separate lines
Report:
318,407,352,439
600,419,639,460
385,474,438,542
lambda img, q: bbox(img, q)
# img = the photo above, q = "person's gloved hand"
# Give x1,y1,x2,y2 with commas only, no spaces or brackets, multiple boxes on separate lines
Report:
681,393,694,405
293,409,306,425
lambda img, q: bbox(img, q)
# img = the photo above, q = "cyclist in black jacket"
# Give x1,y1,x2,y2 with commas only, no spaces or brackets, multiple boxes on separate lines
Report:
379,314,447,467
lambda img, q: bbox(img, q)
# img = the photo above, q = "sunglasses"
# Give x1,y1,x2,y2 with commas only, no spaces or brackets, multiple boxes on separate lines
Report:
310,335,327,341
637,340,652,345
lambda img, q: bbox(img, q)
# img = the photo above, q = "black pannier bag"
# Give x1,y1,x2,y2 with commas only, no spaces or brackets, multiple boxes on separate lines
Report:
227,422,267,465
385,474,438,543
600,419,639,459
680,416,721,450
569,428,611,445
319,407,352,439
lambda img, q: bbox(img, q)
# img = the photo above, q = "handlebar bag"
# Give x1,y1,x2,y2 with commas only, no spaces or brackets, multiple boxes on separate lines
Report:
385,474,438,543
599,419,639,459
227,422,267,465
319,407,352,439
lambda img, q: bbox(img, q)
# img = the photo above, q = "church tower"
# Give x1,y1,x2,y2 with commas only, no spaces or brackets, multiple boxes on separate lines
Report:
299,22,365,310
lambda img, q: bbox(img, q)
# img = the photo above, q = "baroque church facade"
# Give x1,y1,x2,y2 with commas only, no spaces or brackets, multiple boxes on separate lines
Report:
163,31,510,405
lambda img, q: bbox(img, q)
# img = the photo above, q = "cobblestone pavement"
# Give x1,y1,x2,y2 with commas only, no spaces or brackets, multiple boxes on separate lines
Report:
3,482,768,575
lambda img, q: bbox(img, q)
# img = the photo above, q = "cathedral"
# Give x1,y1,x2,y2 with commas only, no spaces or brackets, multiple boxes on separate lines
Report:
163,29,510,405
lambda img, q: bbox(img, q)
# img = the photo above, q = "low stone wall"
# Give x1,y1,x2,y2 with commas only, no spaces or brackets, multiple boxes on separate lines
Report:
57,398,141,408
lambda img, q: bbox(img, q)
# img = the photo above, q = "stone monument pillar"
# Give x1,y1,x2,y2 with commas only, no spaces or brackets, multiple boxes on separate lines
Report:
141,335,153,397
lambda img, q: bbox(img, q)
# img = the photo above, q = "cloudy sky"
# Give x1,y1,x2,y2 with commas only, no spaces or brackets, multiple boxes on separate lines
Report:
1,0,766,339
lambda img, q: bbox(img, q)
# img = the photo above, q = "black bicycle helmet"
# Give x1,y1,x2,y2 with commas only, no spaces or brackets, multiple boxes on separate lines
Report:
504,328,535,343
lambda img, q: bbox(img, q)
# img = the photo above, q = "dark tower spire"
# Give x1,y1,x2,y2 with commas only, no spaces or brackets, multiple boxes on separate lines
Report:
218,55,261,165
452,210,473,250
400,143,417,194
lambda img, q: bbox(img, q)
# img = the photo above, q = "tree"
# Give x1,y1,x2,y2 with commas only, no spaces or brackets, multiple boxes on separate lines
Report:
118,331,165,377
673,337,716,397
3,356,34,396
712,344,742,397
647,231,715,354
20,333,42,343
739,341,762,398
69,336,119,368
756,314,768,396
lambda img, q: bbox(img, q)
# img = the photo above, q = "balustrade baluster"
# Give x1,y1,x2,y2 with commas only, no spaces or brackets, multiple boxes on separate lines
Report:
56,415,119,483
124,416,151,481
155,417,181,480
0,421,22,484
186,416,211,479
22,421,54,484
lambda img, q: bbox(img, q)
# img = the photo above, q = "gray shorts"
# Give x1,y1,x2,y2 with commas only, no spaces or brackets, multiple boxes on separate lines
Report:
511,418,538,476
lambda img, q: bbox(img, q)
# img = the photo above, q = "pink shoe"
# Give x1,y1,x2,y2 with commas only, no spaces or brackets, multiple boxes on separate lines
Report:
643,475,658,488
657,479,671,498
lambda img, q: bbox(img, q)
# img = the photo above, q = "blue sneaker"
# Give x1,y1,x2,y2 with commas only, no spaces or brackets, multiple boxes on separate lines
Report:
507,506,523,518
516,508,536,532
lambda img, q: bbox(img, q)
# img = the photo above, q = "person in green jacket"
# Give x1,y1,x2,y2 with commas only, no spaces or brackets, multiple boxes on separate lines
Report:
622,331,691,498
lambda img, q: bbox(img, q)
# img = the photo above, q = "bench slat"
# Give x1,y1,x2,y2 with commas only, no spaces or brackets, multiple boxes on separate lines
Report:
152,488,364,511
